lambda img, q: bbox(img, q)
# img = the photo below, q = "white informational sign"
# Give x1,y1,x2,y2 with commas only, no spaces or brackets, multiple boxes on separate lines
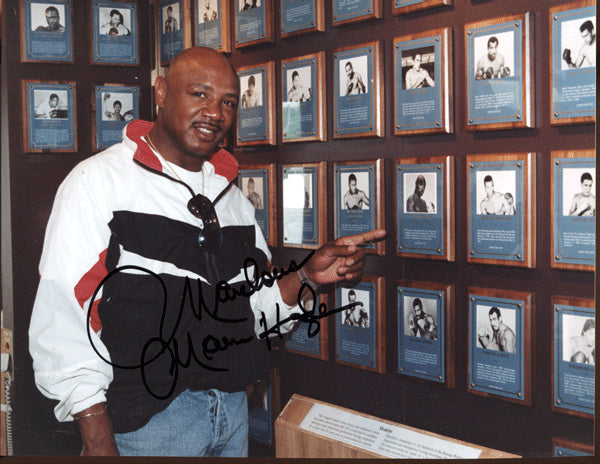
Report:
299,403,482,459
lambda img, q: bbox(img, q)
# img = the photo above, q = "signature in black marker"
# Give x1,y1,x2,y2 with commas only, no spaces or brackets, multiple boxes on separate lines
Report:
85,253,349,399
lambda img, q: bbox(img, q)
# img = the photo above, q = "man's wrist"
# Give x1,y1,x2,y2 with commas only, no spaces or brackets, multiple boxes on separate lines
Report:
297,267,319,292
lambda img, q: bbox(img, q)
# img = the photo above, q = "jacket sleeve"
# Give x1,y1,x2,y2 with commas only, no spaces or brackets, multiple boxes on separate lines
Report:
29,163,114,422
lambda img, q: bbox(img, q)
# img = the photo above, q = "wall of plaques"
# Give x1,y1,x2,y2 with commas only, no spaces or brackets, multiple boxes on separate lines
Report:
217,0,595,458
1,0,595,458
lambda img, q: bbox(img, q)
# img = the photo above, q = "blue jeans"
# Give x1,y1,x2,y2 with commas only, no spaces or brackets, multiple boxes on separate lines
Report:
114,389,248,457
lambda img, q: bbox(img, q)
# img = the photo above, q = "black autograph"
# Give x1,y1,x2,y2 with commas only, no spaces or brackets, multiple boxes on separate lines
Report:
86,253,355,399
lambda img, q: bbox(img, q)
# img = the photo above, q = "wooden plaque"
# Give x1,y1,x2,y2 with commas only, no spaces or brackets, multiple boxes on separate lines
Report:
281,52,326,143
466,153,535,268
22,80,78,153
333,41,384,139
392,0,451,16
334,275,385,374
549,1,596,126
551,296,594,419
465,13,534,131
194,0,231,53
334,159,385,255
396,155,455,261
236,61,276,146
280,0,325,38
397,280,455,388
468,287,534,407
550,149,595,271
239,163,277,247
332,0,382,27
285,292,330,361
394,27,453,136
282,162,327,249
552,437,594,457
234,0,273,48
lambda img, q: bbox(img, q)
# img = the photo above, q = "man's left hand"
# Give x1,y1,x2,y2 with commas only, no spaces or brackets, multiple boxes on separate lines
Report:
303,229,387,286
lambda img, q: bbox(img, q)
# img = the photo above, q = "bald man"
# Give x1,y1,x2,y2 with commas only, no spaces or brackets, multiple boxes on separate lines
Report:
29,47,386,456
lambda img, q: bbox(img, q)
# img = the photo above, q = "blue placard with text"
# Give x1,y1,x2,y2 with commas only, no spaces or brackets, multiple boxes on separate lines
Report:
195,0,224,49
281,0,317,35
334,46,375,135
239,168,270,243
397,163,445,256
160,0,184,63
466,20,524,126
282,57,319,140
333,0,373,24
283,166,319,246
551,6,596,121
237,66,269,143
553,303,595,416
27,82,76,150
469,159,524,261
336,281,378,369
24,0,73,62
553,156,595,266
554,446,592,457
235,0,267,45
286,294,324,357
335,163,376,250
469,294,525,401
395,35,444,131
93,2,138,64
397,286,445,383
95,85,139,150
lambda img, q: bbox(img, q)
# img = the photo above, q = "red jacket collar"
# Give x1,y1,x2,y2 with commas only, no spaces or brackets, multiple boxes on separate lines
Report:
126,119,239,182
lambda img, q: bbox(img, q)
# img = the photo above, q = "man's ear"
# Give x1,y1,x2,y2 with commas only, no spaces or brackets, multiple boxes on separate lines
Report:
154,76,167,109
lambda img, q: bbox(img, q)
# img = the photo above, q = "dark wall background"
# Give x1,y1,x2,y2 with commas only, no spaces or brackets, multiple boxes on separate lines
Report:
3,0,594,457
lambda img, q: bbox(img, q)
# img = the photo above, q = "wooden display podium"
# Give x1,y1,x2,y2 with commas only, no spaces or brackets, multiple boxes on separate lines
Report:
275,394,519,459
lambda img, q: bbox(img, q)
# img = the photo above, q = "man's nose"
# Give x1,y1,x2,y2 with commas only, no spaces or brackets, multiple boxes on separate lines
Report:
202,98,223,120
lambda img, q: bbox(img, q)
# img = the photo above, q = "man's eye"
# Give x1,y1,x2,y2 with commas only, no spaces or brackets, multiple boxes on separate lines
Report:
223,100,237,108
194,92,206,98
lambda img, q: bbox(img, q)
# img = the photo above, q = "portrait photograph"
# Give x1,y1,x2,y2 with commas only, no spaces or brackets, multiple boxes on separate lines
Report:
283,172,313,209
562,168,595,217
33,89,68,119
402,295,438,339
162,2,181,33
197,0,219,23
560,16,596,70
240,72,263,108
30,2,66,32
340,287,371,329
475,170,517,215
239,0,261,12
101,92,134,122
339,55,369,96
241,176,264,210
562,314,595,365
475,304,517,354
403,171,437,214
401,45,435,90
285,65,312,102
98,7,132,36
473,30,515,80
340,171,370,210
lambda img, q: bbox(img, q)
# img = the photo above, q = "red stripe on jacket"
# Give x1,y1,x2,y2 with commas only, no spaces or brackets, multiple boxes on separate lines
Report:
74,249,108,333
